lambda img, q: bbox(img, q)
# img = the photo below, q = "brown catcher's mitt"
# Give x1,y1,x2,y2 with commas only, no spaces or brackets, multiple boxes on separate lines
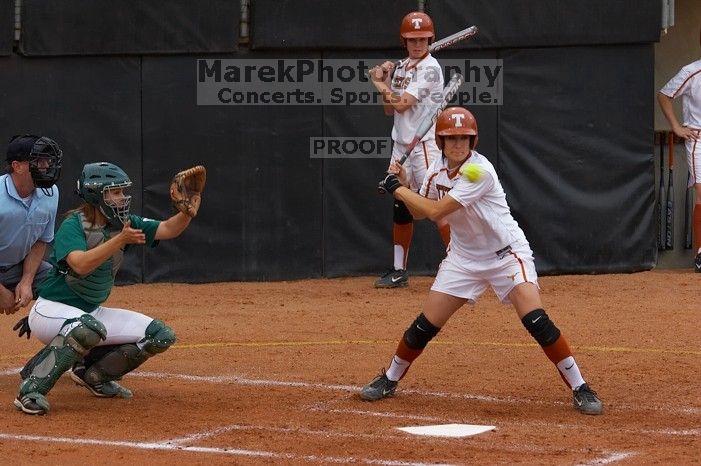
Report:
170,165,206,217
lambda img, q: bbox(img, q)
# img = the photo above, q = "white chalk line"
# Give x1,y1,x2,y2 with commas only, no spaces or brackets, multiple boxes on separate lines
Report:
130,370,701,417
576,451,637,466
164,423,400,445
316,406,699,438
3,365,700,421
0,433,451,466
0,429,632,465
0,367,673,464
165,423,637,459
2,366,699,418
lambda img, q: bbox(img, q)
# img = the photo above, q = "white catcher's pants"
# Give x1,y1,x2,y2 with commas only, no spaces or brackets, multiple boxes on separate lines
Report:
28,297,154,346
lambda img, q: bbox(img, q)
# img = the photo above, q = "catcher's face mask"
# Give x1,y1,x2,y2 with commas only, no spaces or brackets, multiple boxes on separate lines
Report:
102,184,132,225
77,162,132,226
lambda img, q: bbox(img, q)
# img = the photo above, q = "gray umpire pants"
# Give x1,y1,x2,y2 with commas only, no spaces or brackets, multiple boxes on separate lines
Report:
0,261,52,297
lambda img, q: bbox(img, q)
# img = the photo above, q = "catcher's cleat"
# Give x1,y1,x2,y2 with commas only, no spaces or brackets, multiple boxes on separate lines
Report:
14,393,49,415
70,366,133,399
694,252,701,272
374,268,409,288
573,383,603,415
360,369,398,401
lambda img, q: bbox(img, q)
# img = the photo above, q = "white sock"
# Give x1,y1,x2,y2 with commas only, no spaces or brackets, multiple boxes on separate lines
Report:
386,355,410,381
556,356,586,390
393,245,405,270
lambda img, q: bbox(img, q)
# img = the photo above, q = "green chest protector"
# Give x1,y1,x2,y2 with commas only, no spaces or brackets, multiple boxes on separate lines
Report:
63,213,124,305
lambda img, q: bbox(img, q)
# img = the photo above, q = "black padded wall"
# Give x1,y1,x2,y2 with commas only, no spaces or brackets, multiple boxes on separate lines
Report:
0,0,11,55
0,1,661,282
498,45,655,274
251,0,417,50
428,0,661,49
141,53,323,282
20,0,239,56
0,55,143,282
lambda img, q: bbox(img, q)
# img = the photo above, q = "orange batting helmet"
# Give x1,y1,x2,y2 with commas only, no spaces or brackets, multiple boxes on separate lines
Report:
400,12,435,42
435,107,478,150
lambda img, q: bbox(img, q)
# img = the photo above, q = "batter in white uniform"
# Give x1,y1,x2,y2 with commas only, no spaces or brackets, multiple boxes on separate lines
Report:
369,11,448,288
362,107,604,416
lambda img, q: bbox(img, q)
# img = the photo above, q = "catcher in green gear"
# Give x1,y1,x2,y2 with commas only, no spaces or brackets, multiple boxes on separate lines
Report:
14,162,205,415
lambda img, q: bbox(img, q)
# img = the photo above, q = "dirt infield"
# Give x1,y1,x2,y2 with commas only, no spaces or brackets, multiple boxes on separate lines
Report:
0,271,699,465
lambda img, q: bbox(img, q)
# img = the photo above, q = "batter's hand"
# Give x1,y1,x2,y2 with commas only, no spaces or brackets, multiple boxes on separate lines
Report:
378,173,402,194
369,66,385,82
379,61,395,75
370,61,394,82
388,161,409,188
119,220,146,245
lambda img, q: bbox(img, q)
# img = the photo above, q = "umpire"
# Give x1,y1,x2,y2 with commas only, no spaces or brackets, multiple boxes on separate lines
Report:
0,135,62,314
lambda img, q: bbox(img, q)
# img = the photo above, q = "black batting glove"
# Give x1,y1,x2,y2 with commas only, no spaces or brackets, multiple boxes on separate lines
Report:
13,316,31,339
378,173,402,194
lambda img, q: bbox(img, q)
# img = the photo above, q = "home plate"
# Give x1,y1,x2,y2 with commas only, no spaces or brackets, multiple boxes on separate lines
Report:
397,423,496,438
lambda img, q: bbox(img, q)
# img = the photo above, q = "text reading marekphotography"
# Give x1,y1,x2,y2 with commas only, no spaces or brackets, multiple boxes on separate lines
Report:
197,59,502,106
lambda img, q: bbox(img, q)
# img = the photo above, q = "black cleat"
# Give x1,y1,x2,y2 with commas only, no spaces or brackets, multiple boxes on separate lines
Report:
694,252,701,273
360,369,398,401
573,383,603,415
14,393,49,415
374,269,409,288
70,365,133,399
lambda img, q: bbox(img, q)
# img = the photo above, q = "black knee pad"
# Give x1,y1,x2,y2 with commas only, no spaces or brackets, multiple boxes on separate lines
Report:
403,313,441,350
393,200,413,225
521,308,560,347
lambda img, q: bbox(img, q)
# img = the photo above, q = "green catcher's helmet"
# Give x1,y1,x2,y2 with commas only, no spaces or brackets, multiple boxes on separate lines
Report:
77,162,132,225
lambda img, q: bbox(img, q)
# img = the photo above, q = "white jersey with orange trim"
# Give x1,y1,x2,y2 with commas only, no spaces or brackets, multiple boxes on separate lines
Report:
420,150,530,262
390,54,444,145
660,58,701,129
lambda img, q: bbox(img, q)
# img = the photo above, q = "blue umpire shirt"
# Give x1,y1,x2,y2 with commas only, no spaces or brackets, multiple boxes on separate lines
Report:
0,173,58,269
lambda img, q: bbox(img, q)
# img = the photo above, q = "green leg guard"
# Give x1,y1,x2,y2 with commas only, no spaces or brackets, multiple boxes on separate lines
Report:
140,319,176,355
77,344,148,399
17,315,106,414
76,320,175,398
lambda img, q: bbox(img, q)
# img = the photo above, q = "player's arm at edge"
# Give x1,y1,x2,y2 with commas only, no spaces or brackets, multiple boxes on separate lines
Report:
394,186,461,222
658,92,699,141
155,211,193,241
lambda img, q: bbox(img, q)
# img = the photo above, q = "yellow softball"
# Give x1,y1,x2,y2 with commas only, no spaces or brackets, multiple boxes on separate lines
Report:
459,163,484,182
